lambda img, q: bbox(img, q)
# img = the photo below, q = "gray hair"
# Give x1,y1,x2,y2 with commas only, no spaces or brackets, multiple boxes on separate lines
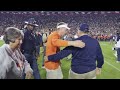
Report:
3,27,23,44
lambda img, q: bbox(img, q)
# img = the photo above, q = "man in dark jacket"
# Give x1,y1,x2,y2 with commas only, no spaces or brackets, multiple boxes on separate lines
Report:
21,18,40,79
45,23,104,79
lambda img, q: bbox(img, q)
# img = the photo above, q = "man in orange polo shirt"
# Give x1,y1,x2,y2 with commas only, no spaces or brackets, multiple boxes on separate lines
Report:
44,22,85,79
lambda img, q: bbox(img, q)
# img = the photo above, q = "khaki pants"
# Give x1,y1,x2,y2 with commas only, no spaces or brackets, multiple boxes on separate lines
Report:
46,66,63,79
69,69,96,79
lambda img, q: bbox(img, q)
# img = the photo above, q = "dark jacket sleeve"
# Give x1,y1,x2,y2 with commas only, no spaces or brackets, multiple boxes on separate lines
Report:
96,42,104,68
48,46,73,61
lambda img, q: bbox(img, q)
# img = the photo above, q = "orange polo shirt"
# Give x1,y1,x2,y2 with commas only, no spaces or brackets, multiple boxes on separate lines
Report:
44,31,68,70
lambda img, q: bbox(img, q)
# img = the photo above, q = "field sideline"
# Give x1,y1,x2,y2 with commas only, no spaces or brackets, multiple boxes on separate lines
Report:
0,40,120,79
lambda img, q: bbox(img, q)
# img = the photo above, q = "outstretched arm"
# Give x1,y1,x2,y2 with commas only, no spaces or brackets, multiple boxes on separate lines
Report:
52,35,85,48
47,46,74,61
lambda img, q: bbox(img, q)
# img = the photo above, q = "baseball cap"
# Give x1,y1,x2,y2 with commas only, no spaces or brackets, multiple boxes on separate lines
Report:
79,23,89,32
57,22,70,30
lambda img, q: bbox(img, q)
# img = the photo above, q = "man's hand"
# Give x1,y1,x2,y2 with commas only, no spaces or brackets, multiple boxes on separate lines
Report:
44,56,48,62
26,71,32,79
68,40,85,48
96,67,101,75
74,40,85,48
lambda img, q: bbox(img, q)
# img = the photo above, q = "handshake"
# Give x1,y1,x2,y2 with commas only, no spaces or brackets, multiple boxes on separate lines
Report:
68,40,85,48
44,56,48,62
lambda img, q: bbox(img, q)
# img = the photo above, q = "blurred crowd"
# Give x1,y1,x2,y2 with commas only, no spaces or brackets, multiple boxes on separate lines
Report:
0,11,120,41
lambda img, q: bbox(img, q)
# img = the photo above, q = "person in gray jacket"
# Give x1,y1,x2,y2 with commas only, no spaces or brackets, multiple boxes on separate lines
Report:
0,27,33,79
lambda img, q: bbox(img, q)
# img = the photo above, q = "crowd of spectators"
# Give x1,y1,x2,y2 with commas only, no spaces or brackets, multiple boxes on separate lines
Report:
0,11,120,41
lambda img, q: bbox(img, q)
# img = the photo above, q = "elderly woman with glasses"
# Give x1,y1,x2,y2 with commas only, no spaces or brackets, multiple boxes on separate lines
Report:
0,27,33,79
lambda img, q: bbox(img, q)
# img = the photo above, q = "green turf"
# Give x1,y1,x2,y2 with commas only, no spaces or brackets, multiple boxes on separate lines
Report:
1,40,120,79
0,40,4,46
38,41,120,79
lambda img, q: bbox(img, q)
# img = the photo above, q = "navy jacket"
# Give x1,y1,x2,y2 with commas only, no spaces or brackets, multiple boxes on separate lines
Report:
48,35,104,74
21,29,36,54
35,34,42,46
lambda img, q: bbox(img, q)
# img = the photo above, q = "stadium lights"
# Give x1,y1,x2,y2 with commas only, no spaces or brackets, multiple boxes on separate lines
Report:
87,12,91,14
65,12,68,15
41,11,44,15
41,11,44,13
12,12,15,14
1,12,3,13
81,12,85,14
107,11,111,14
75,12,79,14
23,12,27,14
115,11,119,14
58,12,60,14
29,12,33,14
